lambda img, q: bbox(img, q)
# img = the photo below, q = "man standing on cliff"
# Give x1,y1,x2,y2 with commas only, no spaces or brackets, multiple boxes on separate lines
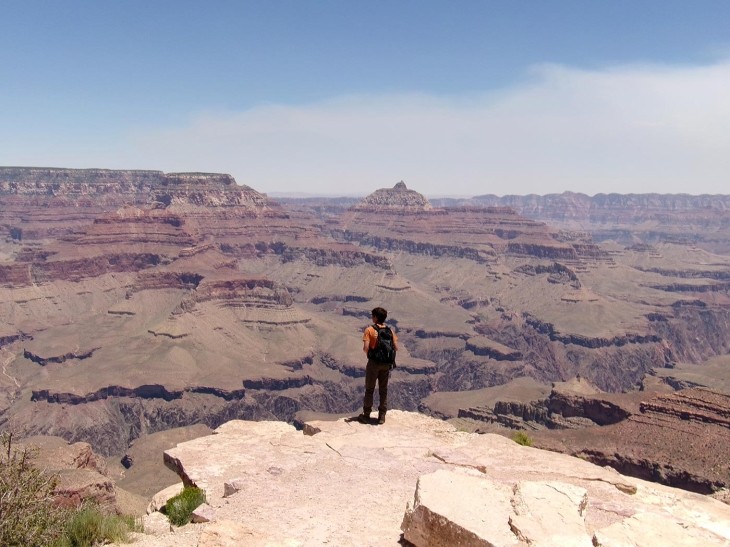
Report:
358,307,398,425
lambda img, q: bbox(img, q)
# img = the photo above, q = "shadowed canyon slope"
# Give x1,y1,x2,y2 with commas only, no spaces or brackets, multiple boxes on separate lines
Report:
2,168,730,495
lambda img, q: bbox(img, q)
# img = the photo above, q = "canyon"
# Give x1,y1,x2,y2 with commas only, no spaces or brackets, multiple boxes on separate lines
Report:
1,167,730,501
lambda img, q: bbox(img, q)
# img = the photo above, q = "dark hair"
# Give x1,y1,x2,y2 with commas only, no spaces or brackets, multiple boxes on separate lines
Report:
371,307,387,323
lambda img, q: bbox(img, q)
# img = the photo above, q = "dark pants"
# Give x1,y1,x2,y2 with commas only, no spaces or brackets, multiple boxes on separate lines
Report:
363,359,391,414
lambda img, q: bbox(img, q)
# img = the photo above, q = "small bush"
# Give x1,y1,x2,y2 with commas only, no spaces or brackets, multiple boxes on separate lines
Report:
57,504,140,547
0,432,66,546
164,486,206,526
512,431,533,447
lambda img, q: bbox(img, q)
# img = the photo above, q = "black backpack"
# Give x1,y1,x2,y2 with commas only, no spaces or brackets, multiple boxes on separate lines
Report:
368,325,396,366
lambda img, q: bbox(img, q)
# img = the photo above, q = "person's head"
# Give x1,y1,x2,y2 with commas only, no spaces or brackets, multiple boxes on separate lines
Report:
371,307,387,324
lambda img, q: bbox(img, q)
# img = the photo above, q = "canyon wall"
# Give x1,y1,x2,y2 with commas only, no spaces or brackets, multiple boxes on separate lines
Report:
2,170,730,489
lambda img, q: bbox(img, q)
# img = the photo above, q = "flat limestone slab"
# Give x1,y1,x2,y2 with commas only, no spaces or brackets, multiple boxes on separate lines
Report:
135,411,730,547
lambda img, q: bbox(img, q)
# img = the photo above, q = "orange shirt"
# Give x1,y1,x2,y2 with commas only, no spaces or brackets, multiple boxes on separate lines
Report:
363,324,398,352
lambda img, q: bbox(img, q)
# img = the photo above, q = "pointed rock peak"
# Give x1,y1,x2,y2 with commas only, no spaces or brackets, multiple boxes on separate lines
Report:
352,181,432,212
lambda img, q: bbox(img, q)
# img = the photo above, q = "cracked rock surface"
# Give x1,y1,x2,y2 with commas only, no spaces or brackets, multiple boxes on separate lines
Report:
129,411,730,546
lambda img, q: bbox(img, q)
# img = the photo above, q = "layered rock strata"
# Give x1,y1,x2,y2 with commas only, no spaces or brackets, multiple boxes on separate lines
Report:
521,387,730,493
3,167,730,488
338,183,605,262
462,191,730,254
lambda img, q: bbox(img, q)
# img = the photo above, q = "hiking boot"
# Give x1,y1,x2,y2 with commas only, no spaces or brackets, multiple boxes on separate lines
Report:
357,412,370,424
377,412,386,425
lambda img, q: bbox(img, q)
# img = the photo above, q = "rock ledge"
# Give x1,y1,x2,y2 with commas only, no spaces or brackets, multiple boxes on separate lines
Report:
132,411,730,546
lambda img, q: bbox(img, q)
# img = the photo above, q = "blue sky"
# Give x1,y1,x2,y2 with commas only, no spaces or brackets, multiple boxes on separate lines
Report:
2,1,730,196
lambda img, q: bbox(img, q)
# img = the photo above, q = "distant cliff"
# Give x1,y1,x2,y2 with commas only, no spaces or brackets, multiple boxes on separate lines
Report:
0,167,237,194
467,192,730,217
438,191,730,252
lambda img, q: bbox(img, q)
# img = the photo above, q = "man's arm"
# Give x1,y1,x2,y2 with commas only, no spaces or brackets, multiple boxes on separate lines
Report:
363,327,371,354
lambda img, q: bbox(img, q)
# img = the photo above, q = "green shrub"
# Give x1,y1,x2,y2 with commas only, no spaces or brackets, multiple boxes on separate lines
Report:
164,486,206,526
0,432,66,546
512,431,533,447
57,504,140,547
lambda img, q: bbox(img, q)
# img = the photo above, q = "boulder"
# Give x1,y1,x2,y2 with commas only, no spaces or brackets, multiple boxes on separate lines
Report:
191,503,216,523
401,472,593,547
223,478,246,498
142,511,171,535
147,482,184,514
401,469,518,546
53,468,116,511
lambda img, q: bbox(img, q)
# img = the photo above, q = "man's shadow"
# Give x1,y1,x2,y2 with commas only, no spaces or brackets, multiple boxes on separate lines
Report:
344,415,377,425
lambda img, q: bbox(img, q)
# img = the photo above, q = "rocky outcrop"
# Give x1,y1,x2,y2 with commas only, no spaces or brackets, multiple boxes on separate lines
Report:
0,168,286,246
335,230,496,262
531,387,730,494
514,262,581,288
458,379,635,431
2,253,162,286
465,336,522,361
30,384,246,404
350,181,433,212
17,436,108,475
16,435,146,515
458,402,550,430
639,388,730,429
135,412,730,546
635,266,730,280
23,347,98,366
338,190,610,264
651,281,730,293
524,314,662,349
335,231,495,262
0,168,265,208
649,306,730,363
131,271,204,292
279,244,392,268
0,263,32,286
546,388,634,425
193,277,293,308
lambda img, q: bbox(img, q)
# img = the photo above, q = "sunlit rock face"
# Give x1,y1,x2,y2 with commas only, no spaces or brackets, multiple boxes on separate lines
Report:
147,412,730,546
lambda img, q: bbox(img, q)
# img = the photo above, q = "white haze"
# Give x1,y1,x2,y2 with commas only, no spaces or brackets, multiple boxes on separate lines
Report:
15,59,730,197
